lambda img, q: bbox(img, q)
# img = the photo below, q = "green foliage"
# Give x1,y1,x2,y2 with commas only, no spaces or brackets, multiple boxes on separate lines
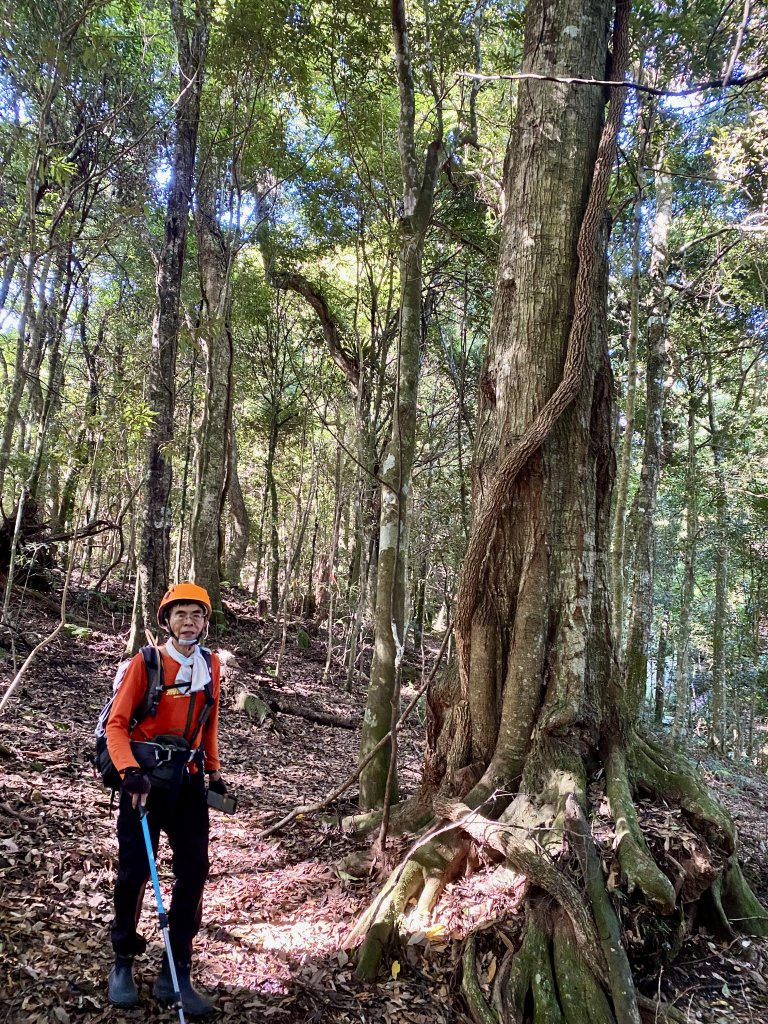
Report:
62,624,92,641
0,0,765,757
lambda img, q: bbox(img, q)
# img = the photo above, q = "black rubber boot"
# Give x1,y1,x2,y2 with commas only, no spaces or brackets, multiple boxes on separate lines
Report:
153,953,215,1017
108,955,139,1008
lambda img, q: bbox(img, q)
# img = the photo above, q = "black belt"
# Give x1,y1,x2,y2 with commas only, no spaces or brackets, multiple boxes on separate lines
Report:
131,741,200,766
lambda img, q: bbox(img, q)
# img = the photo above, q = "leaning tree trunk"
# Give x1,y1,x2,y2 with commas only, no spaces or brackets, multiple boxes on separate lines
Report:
358,0,443,810
348,2,768,1019
128,0,208,653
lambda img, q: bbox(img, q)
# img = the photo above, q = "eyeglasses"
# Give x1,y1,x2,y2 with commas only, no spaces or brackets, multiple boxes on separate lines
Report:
170,610,206,623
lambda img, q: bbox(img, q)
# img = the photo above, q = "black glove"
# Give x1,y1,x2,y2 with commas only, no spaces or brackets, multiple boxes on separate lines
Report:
122,768,151,798
207,774,228,796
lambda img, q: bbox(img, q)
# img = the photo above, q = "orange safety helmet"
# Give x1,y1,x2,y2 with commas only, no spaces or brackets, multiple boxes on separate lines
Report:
157,582,212,627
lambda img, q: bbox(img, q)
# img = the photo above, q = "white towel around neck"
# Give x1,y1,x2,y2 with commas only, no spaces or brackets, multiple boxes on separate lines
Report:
164,641,211,692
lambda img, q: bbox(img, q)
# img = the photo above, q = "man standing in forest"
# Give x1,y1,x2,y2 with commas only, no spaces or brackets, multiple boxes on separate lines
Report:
105,582,228,1016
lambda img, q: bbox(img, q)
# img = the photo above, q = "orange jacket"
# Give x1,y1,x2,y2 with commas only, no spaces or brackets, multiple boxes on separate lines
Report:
105,647,222,774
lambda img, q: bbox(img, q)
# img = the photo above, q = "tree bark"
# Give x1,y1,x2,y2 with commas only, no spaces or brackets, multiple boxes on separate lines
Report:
128,0,208,651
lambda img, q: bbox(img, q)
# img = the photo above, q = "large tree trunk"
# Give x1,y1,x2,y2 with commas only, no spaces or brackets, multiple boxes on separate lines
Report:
128,0,208,651
610,186,641,647
349,2,768,1018
358,0,443,810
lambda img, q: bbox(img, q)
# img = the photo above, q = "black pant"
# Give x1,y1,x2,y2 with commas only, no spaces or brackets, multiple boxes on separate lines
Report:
111,773,210,963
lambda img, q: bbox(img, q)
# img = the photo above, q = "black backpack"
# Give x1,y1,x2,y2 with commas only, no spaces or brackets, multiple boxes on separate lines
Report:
93,645,213,790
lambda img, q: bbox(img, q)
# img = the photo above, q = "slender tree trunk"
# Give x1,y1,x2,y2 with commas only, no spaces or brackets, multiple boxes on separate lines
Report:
707,359,728,751
190,160,234,627
0,45,63,494
223,428,250,586
610,197,641,646
624,166,672,715
653,610,668,724
1,252,52,494
323,439,345,680
672,381,698,742
28,252,77,500
269,473,280,614
129,0,208,652
359,0,443,810
174,353,197,583
252,413,275,601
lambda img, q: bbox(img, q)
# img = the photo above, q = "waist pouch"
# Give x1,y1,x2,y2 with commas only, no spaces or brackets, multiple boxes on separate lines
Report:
131,735,202,789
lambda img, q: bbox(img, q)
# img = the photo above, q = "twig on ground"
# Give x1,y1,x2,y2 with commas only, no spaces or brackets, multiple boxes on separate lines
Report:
0,541,78,716
256,627,453,839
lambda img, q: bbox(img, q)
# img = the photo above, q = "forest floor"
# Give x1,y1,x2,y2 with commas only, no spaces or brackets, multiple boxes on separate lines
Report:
1,583,768,1024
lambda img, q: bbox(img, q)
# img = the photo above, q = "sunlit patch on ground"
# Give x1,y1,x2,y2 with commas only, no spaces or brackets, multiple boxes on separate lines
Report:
2,596,768,1022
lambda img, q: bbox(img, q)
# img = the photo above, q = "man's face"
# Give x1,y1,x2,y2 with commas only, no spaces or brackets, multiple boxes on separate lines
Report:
169,602,207,644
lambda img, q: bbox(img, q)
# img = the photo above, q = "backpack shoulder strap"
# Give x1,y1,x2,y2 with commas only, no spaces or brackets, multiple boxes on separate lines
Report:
187,649,216,748
128,645,164,729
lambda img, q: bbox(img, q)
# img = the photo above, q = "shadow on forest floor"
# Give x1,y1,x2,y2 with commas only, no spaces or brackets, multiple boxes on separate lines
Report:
1,583,767,1024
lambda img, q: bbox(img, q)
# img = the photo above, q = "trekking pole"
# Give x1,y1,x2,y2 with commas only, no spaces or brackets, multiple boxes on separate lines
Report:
139,806,187,1024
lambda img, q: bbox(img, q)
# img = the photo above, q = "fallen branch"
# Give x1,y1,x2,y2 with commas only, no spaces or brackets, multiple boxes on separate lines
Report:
266,694,356,730
257,627,452,838
48,518,118,543
254,636,275,663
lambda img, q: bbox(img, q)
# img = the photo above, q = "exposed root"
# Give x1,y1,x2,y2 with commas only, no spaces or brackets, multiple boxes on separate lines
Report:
503,911,560,1023
564,794,641,1024
346,827,468,979
635,994,688,1024
462,935,498,1024
342,808,383,838
348,729,768,1021
350,858,424,979
552,918,615,1024
434,794,605,981
632,737,734,851
719,854,768,936
342,795,434,839
604,743,676,913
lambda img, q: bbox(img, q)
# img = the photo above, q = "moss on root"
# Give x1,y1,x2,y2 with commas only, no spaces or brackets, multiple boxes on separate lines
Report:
605,744,676,913
631,737,734,851
349,858,425,979
719,854,768,937
552,919,615,1024
462,935,500,1024
347,728,768,1022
